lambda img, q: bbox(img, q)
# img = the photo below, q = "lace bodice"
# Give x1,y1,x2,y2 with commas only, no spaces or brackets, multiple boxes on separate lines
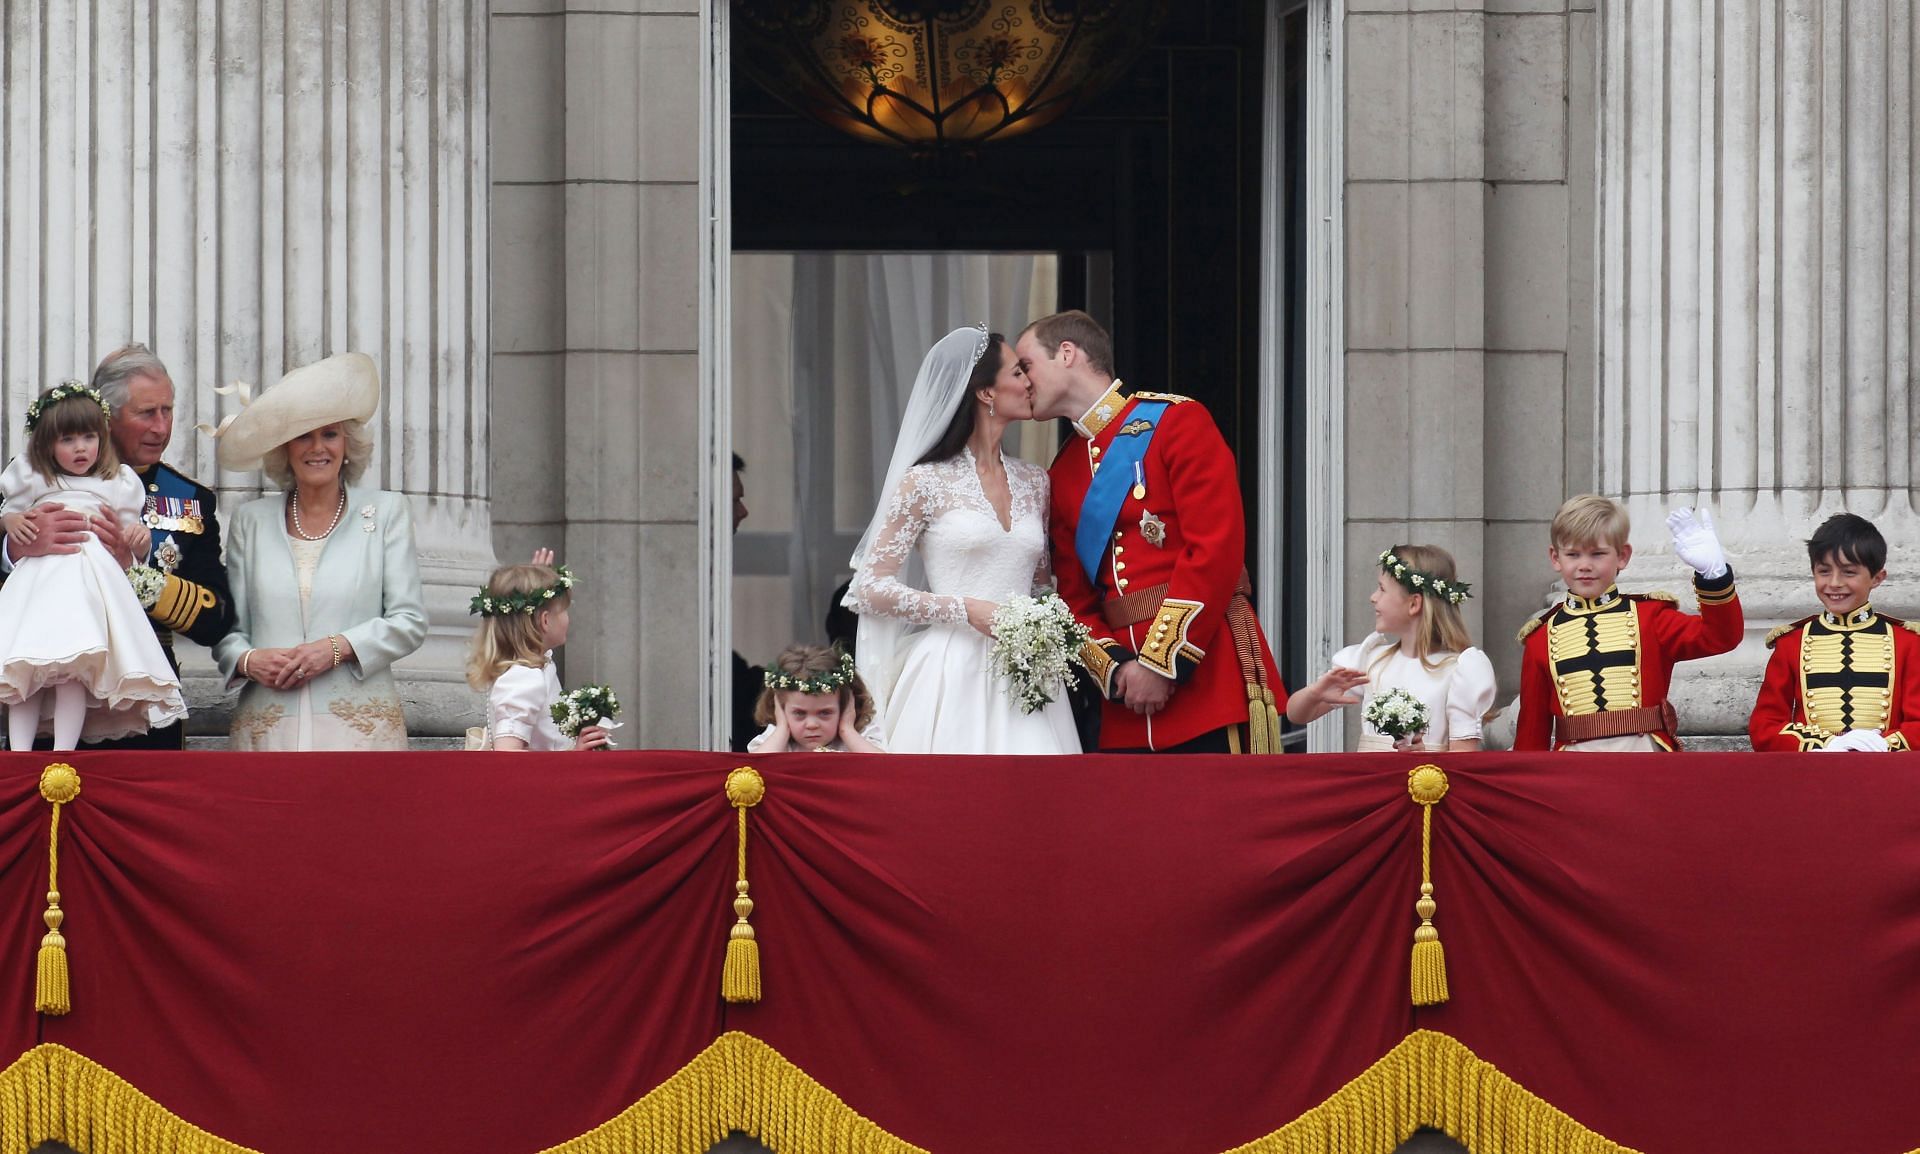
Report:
845,449,1053,625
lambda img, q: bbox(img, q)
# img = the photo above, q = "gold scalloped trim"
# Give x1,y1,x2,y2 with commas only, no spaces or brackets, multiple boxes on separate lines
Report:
0,1043,262,1154
0,1030,1653,1154
1221,1029,1640,1154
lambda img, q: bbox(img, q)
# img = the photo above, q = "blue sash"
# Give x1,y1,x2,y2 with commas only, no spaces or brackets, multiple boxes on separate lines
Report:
1074,401,1168,584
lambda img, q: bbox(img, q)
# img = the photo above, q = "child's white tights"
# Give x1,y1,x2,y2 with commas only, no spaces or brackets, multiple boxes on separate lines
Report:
9,682,88,751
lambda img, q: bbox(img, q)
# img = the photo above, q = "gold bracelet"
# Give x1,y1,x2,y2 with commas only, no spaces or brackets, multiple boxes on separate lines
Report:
241,650,254,680
329,635,343,669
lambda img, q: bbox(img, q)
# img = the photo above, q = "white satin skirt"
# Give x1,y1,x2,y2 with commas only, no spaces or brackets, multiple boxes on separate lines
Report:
881,623,1081,755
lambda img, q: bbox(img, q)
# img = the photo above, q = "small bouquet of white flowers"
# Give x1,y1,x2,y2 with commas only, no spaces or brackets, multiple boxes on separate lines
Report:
126,564,167,609
989,592,1093,714
551,685,621,749
1362,688,1429,742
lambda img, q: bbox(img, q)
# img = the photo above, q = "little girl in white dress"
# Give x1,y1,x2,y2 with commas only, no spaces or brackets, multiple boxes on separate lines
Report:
0,383,186,748
746,644,885,754
1286,544,1496,751
465,553,611,751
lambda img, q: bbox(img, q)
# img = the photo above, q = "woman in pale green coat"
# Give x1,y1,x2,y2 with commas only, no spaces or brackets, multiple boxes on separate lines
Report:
212,354,428,750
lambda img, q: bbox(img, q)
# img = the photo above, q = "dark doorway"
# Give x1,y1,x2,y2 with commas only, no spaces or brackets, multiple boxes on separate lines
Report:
730,0,1312,707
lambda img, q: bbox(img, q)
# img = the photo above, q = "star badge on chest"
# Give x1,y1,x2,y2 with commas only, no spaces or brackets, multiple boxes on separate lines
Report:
155,535,183,574
1139,509,1167,547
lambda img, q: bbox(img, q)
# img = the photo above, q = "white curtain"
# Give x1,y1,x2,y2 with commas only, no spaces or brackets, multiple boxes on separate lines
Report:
731,253,1058,665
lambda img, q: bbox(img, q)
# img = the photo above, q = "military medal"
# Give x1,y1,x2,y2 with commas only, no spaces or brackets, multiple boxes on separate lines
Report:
1139,509,1167,547
1131,461,1147,502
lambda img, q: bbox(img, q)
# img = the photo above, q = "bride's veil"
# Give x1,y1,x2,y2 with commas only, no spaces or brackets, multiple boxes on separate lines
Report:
847,323,993,717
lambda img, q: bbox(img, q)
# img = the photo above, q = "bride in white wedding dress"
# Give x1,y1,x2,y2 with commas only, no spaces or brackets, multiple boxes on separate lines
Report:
843,324,1082,755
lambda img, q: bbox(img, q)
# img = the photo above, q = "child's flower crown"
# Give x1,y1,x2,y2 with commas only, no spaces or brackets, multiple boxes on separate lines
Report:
26,381,110,431
764,650,856,695
469,564,576,618
1379,549,1472,605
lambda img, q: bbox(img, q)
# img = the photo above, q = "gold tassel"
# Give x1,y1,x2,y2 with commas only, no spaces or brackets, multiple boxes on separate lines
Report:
36,763,81,1016
722,767,766,1004
1247,684,1270,754
1407,764,1450,1007
1262,684,1283,753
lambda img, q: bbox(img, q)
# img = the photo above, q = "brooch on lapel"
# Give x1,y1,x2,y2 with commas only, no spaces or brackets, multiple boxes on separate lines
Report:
1139,509,1167,547
360,505,377,533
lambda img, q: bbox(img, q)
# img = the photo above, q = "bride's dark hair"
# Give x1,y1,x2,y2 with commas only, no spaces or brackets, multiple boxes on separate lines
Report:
914,334,1005,466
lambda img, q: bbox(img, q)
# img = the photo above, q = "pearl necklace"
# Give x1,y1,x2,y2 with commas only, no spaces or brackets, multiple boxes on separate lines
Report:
288,486,348,541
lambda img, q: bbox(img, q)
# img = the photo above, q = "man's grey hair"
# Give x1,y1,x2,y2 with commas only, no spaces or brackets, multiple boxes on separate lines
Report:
90,343,173,413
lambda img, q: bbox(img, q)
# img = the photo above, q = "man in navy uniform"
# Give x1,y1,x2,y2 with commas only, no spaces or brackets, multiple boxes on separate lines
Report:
9,344,235,749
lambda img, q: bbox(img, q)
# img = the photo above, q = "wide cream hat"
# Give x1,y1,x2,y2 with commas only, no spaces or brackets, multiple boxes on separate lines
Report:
213,352,381,472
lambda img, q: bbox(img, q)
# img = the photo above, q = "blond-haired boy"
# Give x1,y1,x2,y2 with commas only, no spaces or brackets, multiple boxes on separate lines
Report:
1514,495,1742,750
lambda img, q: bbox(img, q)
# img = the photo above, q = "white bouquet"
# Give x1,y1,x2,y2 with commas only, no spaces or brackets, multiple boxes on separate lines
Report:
1362,688,1429,742
989,592,1092,714
126,564,168,609
551,684,622,749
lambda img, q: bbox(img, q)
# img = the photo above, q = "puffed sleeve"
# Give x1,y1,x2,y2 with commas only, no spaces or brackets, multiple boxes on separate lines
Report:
0,455,41,517
107,467,151,562
860,721,888,752
745,724,784,755
1331,638,1372,672
1445,647,1498,741
488,664,550,746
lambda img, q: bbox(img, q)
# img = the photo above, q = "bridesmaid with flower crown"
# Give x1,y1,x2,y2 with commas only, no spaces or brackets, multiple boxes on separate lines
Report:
1285,545,1497,751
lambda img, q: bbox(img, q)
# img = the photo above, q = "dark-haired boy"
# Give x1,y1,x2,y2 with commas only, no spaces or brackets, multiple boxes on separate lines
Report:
1750,513,1920,752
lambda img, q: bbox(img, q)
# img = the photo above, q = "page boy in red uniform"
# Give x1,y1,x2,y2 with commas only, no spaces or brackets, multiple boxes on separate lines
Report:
1016,311,1284,753
1750,513,1920,752
1514,494,1743,751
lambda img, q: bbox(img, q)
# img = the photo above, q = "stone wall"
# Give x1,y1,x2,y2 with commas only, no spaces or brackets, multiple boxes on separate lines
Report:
490,0,709,748
1343,0,1598,716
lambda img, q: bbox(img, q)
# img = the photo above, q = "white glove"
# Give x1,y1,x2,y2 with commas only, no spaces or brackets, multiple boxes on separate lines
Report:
1824,729,1889,752
1666,507,1729,580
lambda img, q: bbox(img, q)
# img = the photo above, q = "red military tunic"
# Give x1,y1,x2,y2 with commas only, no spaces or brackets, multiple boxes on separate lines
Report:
1749,605,1920,752
1513,576,1743,751
1047,381,1284,751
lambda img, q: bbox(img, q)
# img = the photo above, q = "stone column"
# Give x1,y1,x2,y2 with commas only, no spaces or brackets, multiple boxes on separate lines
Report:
1339,2,1489,749
1598,0,1920,736
490,2,706,748
0,0,493,736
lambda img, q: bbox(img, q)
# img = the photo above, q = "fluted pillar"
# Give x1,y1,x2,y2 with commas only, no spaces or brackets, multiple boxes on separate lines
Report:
0,0,492,736
1598,0,1920,735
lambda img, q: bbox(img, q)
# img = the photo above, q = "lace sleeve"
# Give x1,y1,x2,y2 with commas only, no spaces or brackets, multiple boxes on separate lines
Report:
843,470,967,626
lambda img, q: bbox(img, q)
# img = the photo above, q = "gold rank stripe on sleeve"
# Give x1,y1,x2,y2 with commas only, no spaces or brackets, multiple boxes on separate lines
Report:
1694,582,1738,606
1890,733,1913,751
1798,619,1895,735
1545,601,1643,716
1135,598,1204,679
151,574,217,633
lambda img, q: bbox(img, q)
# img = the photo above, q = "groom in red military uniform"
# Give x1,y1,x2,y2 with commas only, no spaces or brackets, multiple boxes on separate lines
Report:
1016,310,1285,753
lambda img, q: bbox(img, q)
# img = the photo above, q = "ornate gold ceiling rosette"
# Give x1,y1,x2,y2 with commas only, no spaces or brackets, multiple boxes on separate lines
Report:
734,1,1169,152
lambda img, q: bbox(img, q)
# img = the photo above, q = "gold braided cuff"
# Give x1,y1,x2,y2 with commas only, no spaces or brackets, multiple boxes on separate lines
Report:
1889,733,1912,752
1781,722,1832,752
1135,598,1204,681
150,574,217,632
1079,639,1129,699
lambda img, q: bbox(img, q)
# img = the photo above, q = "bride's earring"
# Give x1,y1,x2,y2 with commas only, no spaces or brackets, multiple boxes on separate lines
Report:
989,398,996,417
